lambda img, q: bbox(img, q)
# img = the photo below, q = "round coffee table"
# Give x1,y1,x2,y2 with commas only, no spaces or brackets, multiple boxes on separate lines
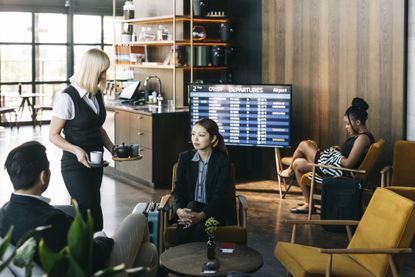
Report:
159,242,263,276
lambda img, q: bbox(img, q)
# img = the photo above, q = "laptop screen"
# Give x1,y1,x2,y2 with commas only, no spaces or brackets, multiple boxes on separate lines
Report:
119,81,140,100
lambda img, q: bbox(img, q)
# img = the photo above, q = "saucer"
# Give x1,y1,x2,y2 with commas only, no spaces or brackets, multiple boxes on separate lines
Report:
89,160,109,168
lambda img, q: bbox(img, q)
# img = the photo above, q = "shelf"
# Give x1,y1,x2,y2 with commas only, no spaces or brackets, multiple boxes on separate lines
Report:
116,63,175,69
115,40,229,47
114,63,229,71
116,41,174,46
119,15,229,24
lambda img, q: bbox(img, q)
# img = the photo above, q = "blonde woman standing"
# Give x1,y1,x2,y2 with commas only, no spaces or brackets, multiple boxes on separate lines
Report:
49,48,114,231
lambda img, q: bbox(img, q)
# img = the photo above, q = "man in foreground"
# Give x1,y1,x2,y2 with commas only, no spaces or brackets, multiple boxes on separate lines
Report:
0,141,157,276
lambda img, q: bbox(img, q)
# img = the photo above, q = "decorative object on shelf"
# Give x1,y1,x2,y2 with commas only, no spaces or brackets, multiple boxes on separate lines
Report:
192,25,206,41
121,33,132,43
123,0,135,19
157,25,169,41
220,23,233,42
211,46,224,66
175,46,186,66
195,46,208,66
224,46,235,66
193,0,206,16
205,217,219,260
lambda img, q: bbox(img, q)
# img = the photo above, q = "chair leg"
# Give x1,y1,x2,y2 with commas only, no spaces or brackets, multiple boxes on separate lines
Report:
308,167,317,220
277,174,283,199
282,179,295,199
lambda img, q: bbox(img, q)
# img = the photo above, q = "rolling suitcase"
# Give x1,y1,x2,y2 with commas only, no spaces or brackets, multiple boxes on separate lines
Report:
132,202,160,247
320,176,362,232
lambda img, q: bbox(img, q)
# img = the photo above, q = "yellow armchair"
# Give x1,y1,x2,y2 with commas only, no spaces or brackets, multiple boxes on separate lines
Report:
381,140,415,187
275,188,415,277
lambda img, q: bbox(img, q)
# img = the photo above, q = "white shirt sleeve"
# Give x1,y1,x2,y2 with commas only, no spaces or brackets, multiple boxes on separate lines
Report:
52,93,75,120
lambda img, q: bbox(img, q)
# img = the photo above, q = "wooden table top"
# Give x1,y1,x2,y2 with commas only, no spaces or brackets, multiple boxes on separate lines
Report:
159,242,263,277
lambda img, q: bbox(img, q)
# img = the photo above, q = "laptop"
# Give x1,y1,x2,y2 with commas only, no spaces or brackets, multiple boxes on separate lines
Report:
119,81,141,100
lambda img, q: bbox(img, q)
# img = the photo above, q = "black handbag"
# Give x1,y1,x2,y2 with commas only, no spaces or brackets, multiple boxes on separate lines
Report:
320,176,362,232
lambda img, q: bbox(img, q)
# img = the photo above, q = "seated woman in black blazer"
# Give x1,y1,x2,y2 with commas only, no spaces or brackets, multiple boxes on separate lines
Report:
171,118,234,245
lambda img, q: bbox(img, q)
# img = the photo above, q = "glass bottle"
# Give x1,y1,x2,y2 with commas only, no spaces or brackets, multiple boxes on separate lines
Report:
123,0,135,20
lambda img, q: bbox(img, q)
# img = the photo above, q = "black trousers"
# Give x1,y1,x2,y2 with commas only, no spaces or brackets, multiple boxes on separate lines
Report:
175,201,208,245
61,153,103,231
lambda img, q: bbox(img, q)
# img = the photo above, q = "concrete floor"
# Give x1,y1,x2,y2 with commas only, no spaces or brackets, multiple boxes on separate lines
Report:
0,125,414,276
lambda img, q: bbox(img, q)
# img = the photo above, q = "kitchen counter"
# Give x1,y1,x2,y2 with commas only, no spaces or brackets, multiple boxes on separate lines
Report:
105,99,190,188
105,99,188,115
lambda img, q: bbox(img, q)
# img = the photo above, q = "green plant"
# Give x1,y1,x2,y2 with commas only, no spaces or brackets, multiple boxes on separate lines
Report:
0,225,51,277
204,217,219,239
39,200,148,277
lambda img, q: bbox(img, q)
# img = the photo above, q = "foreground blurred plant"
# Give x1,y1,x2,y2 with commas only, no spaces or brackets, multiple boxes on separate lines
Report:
0,225,51,276
39,200,148,277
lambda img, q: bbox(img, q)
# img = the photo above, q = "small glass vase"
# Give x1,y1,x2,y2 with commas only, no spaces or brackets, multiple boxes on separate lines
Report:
207,237,216,260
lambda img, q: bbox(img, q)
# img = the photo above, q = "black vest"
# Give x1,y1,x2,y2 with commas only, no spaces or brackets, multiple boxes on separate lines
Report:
62,85,106,153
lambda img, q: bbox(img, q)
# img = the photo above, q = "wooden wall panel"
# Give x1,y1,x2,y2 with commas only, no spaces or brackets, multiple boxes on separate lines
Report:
262,0,405,164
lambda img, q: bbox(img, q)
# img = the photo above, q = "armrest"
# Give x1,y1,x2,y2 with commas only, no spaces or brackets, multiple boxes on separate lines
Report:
308,163,366,174
236,194,248,228
380,165,393,187
159,194,171,210
380,165,392,174
320,248,412,254
236,194,248,209
287,219,359,243
283,219,359,226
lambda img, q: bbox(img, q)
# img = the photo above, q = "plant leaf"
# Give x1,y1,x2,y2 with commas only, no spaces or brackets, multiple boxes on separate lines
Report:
0,225,14,258
47,257,70,277
13,237,37,267
0,250,15,273
67,255,87,277
67,202,87,267
93,263,126,277
38,239,65,273
84,210,94,275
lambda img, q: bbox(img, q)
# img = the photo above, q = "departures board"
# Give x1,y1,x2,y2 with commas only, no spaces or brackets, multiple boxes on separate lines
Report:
189,84,292,148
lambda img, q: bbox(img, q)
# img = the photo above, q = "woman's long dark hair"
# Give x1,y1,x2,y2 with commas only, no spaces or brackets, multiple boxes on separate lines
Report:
345,97,369,133
194,118,227,155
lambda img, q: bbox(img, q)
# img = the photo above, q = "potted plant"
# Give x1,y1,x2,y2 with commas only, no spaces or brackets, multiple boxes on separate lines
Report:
204,217,219,260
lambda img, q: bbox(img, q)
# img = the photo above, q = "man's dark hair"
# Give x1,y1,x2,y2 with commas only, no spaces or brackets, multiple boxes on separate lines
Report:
4,141,50,190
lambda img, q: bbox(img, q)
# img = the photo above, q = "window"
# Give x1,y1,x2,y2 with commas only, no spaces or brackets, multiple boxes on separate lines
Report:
0,45,32,82
74,15,101,44
0,12,31,43
0,11,116,124
36,46,67,81
35,13,67,43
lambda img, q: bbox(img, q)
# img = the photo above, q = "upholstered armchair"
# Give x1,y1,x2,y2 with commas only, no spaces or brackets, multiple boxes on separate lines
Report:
275,187,415,277
301,139,385,219
381,140,415,187
158,163,248,253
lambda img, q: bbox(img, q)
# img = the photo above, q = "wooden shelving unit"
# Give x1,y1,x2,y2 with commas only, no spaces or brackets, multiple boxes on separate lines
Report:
112,0,232,107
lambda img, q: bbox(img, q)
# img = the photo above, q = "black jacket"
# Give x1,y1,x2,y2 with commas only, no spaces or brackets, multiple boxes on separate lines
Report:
0,194,113,271
171,149,236,225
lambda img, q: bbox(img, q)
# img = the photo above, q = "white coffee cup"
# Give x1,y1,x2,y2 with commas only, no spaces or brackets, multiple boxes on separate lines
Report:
130,144,139,156
90,151,103,164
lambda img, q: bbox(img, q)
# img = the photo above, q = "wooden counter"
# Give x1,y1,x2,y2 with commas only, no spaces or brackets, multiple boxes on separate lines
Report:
106,101,189,188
